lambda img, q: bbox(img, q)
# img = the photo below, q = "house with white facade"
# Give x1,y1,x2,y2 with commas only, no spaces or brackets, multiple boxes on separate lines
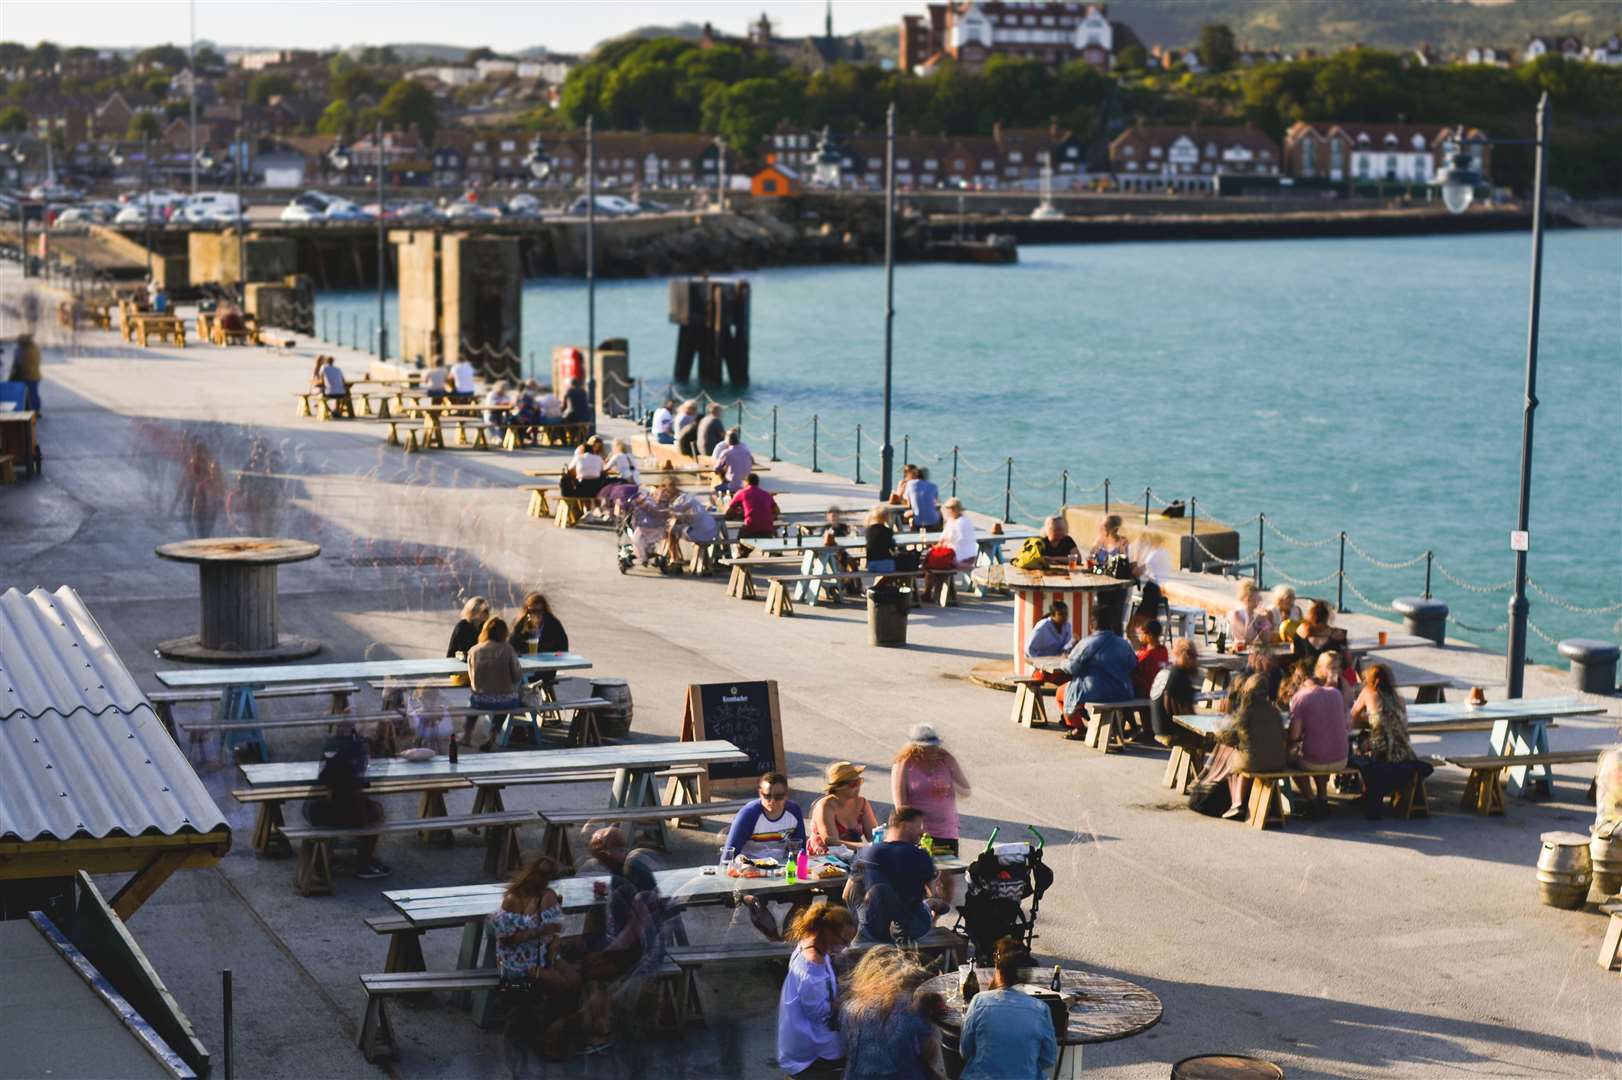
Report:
1524,34,1585,61
1285,122,1490,185
1109,124,1280,193
1588,33,1622,65
899,2,1134,73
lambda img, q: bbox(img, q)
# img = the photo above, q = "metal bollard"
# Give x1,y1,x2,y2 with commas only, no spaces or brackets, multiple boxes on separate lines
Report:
1256,513,1265,588
951,446,959,498
736,399,743,430
855,424,862,485
1104,478,1111,514
1337,532,1347,612
222,968,234,1080
1004,458,1013,523
1143,487,1150,525
1424,551,1433,599
1060,469,1068,507
812,414,820,473
771,406,778,461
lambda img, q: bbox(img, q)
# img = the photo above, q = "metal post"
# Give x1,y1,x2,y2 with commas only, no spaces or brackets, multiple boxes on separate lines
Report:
222,968,233,1080
812,414,820,472
736,399,743,430
770,405,778,461
141,132,152,279
234,127,245,303
1337,532,1347,612
1103,478,1110,514
321,308,328,342
879,101,897,501
367,317,374,356
855,424,862,484
950,446,959,497
1188,497,1198,569
902,434,909,468
586,115,597,416
1505,92,1550,700
351,313,357,349
188,0,197,194
1424,551,1433,599
636,377,643,420
1143,487,1150,525
1060,469,1068,507
376,119,387,361
1256,513,1265,588
1003,458,1013,523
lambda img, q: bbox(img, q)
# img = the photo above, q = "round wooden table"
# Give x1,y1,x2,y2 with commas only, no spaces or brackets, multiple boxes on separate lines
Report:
970,566,1131,684
155,537,321,662
922,966,1162,1078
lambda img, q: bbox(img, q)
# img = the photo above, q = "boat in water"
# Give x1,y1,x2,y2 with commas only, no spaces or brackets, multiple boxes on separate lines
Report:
926,233,1018,264
1031,159,1062,220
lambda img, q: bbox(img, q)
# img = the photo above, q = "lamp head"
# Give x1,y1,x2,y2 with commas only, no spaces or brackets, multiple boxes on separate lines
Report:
525,138,551,180
1434,150,1479,214
328,140,351,173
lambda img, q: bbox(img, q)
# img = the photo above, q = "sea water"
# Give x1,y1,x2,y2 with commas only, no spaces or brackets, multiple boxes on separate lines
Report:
317,229,1622,658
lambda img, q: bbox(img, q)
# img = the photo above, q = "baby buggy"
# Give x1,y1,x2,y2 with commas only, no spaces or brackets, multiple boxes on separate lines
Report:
616,491,677,575
952,826,1053,958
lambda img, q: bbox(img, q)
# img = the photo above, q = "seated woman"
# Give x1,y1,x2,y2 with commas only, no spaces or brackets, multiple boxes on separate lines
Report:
808,761,879,855
1149,637,1205,751
840,948,941,1080
560,437,609,499
511,591,568,655
1130,531,1172,631
1227,579,1274,649
1090,514,1133,632
923,497,977,603
1350,663,1432,819
1271,586,1305,643
667,483,722,568
597,438,643,513
467,617,525,750
1130,619,1168,741
1287,651,1352,813
777,905,857,1078
864,504,899,573
490,855,581,1062
1199,673,1288,818
215,301,246,333
1293,598,1336,659
628,487,676,568
446,595,489,659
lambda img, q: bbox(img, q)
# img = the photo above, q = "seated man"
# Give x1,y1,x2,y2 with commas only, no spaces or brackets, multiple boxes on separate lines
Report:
710,429,753,501
848,806,942,945
723,772,807,940
318,356,349,408
1287,651,1352,813
1059,609,1138,741
1035,514,1079,563
723,473,778,551
216,301,246,333
1149,637,1206,752
573,825,659,979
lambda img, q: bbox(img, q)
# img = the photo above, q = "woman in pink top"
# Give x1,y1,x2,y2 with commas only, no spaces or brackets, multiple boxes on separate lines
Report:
892,723,971,902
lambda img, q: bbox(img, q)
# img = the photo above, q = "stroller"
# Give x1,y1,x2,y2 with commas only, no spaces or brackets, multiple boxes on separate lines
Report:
953,826,1053,958
616,491,677,575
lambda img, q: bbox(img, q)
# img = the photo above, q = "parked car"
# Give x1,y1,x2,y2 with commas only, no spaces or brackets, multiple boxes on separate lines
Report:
281,190,370,223
506,193,542,216
176,192,243,224
29,183,83,203
565,194,640,217
442,201,501,222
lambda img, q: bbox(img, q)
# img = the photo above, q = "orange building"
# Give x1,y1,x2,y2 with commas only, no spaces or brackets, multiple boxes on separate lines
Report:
751,163,801,197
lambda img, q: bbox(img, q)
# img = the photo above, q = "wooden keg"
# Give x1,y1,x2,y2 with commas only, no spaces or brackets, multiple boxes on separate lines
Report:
591,678,634,739
1537,831,1593,909
1590,822,1622,898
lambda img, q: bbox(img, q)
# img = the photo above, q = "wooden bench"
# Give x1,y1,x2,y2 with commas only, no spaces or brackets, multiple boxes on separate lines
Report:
534,798,754,870
1444,749,1611,817
431,697,611,749
761,570,904,616
523,484,556,518
0,454,16,485
553,495,596,528
132,314,185,348
466,765,710,817
233,775,471,855
500,421,591,450
177,709,404,760
722,556,800,600
667,927,967,1027
280,810,542,895
1240,764,1431,830
147,681,358,738
1598,902,1622,974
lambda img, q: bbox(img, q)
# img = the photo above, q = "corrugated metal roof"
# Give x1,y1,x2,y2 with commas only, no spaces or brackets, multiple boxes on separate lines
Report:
0,587,228,843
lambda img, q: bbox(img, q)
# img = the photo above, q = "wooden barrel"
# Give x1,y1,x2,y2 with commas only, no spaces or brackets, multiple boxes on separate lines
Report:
591,678,634,739
1172,1055,1285,1080
1537,831,1593,909
1590,825,1622,898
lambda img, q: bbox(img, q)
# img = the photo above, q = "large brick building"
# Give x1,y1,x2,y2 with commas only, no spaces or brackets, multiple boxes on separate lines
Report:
1284,122,1490,185
1109,124,1281,192
900,2,1135,73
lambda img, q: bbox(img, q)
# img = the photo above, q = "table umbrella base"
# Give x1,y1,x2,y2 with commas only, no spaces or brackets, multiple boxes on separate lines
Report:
157,634,323,664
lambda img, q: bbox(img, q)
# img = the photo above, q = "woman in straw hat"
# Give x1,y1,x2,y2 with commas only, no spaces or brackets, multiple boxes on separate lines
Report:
808,761,880,855
892,722,971,903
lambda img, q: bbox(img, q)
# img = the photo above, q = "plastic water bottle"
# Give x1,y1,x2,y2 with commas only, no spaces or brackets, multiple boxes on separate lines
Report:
920,832,934,856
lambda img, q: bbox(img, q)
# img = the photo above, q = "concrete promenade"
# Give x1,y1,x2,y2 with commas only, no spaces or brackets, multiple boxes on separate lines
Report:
4,270,1621,1079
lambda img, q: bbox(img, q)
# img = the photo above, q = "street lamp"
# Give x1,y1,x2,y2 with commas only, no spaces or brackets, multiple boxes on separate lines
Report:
233,128,248,303
585,115,596,413
12,143,29,277
327,138,351,185
524,137,552,183
713,136,727,211
1432,91,1549,700
879,102,896,501
373,120,387,361
109,138,153,279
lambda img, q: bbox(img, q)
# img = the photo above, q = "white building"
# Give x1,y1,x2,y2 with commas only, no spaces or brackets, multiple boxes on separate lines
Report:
409,65,478,86
1589,34,1622,65
474,58,544,81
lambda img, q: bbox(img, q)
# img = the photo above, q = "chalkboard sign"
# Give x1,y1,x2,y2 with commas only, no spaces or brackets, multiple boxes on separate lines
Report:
681,680,784,796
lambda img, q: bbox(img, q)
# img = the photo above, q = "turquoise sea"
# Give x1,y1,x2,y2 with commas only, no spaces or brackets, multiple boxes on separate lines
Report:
317,229,1622,660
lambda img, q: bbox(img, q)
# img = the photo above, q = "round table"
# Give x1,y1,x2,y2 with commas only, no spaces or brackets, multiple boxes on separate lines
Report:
155,537,322,662
922,967,1162,1078
970,566,1131,685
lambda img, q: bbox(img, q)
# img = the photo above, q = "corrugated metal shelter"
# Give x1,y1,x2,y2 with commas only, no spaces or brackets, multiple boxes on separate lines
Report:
0,587,229,917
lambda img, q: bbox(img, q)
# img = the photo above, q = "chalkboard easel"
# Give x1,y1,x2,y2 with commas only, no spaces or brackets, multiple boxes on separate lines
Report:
679,680,784,797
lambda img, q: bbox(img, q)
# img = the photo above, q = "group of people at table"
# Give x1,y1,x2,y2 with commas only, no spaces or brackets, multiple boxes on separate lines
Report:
1028,569,1427,819
484,721,1056,1078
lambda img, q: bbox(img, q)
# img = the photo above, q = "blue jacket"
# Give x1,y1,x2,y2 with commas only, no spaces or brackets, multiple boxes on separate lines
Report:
958,988,1059,1080
1062,630,1137,715
1024,618,1074,659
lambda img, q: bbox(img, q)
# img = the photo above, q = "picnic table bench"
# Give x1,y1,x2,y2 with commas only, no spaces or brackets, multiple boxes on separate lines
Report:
233,775,472,854
280,810,542,895
131,312,186,347
502,420,592,450
533,798,754,869
1407,697,1603,797
1444,747,1617,816
762,570,926,617
428,697,611,749
147,680,358,736
1599,902,1622,974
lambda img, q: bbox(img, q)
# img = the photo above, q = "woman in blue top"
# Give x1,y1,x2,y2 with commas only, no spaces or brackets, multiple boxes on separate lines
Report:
958,938,1059,1080
778,904,858,1076
841,946,941,1080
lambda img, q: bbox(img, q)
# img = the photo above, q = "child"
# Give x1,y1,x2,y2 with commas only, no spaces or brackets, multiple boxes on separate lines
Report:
408,686,452,753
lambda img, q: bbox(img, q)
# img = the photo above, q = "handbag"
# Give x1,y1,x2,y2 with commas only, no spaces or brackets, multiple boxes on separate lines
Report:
1011,536,1047,570
925,544,958,571
1187,779,1232,817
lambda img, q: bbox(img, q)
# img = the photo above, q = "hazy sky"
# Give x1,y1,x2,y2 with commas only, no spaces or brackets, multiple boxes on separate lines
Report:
1,1,916,54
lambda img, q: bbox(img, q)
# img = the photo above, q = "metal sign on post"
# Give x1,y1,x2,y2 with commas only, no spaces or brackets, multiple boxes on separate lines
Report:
1509,530,1529,552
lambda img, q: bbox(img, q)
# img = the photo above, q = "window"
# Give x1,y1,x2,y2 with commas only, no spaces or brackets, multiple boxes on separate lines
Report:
500,139,516,151
981,158,995,170
1205,142,1217,157
1357,156,1371,178
680,158,691,168
897,158,910,168
1065,146,1078,158
1384,154,1397,179
1120,145,1134,157
1009,151,1023,163
869,157,881,169
1124,161,1137,171
1041,15,1053,25
473,141,487,152
924,158,938,168
1149,146,1162,158
762,179,777,194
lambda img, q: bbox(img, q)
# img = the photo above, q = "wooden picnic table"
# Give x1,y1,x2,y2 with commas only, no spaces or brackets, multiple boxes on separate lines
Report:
130,312,186,348
1406,696,1605,797
977,567,1132,679
241,739,746,810
402,401,518,450
156,652,591,761
751,528,1035,607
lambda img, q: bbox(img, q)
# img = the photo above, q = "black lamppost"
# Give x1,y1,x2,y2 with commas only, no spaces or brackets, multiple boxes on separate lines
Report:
232,129,248,302
713,136,727,211
879,102,897,501
586,115,596,411
524,136,552,185
110,137,153,279
373,120,387,361
327,137,351,188
12,144,29,277
1432,91,1549,699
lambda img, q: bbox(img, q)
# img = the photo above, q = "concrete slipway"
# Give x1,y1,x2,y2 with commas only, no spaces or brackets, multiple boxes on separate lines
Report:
2,268,1620,1079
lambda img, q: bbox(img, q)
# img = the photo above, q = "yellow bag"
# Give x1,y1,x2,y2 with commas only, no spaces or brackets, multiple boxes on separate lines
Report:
1011,537,1047,571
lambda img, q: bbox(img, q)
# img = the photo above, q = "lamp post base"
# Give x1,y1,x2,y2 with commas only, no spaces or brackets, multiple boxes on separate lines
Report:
156,634,322,664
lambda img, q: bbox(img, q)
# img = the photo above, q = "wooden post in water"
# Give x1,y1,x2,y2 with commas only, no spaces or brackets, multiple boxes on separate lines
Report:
669,277,750,386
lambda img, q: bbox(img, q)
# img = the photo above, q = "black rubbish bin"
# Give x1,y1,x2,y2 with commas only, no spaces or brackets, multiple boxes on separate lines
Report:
867,584,911,647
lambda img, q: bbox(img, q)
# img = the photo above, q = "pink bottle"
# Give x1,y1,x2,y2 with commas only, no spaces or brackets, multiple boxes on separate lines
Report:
796,848,810,880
